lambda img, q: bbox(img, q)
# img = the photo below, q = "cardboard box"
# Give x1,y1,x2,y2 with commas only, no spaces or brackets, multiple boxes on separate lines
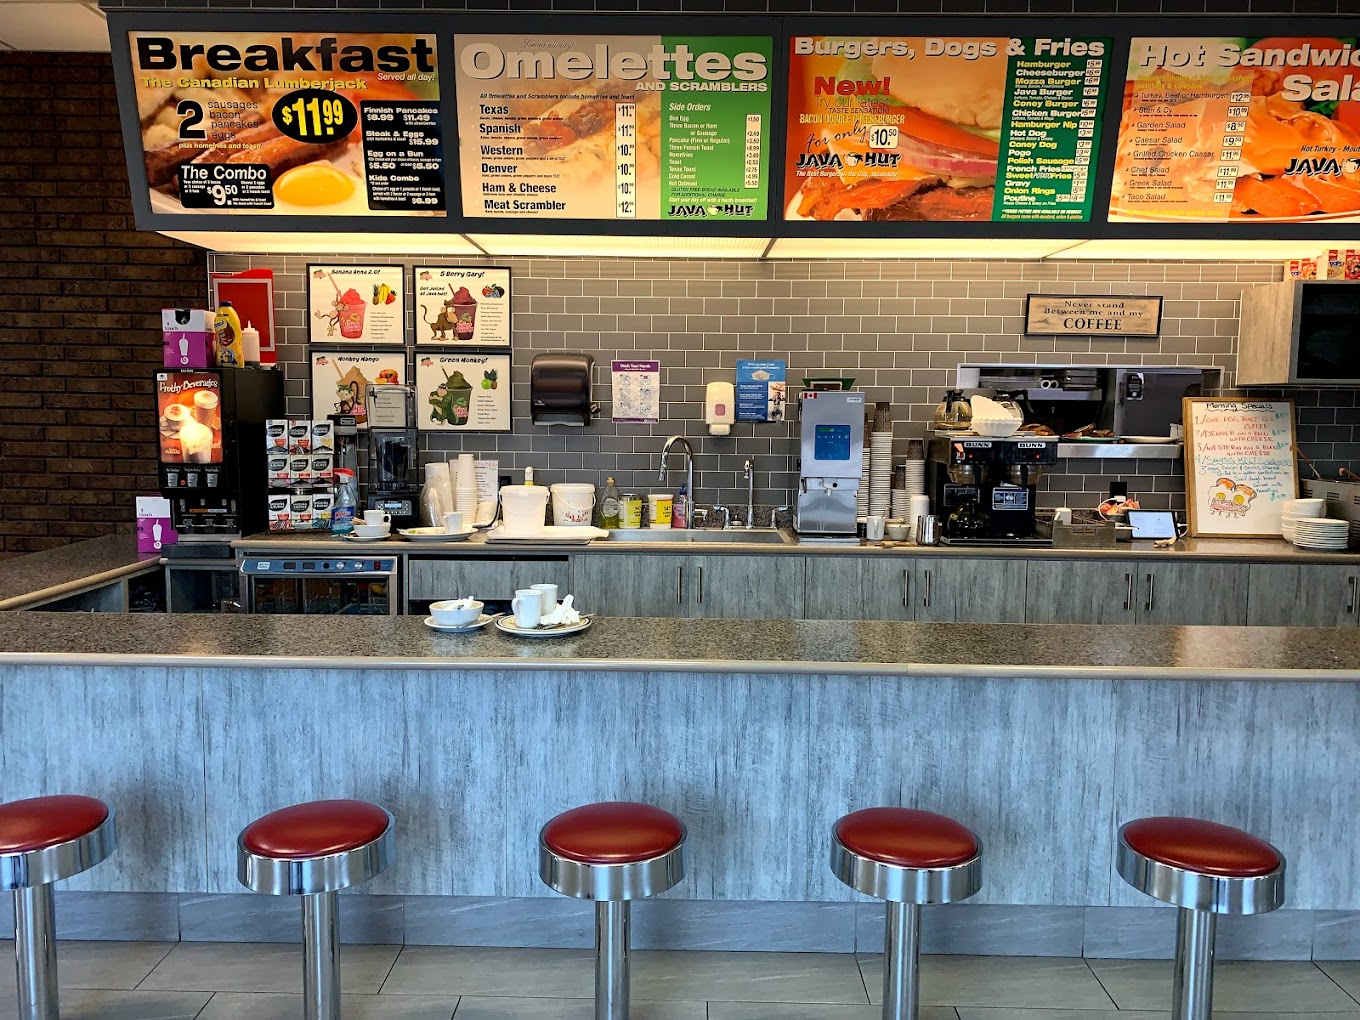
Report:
310,492,334,530
287,420,312,454
1322,249,1346,279
136,495,177,553
289,491,314,530
288,455,312,483
309,452,334,484
310,420,335,452
267,494,291,532
162,309,213,369
266,453,291,486
265,419,289,452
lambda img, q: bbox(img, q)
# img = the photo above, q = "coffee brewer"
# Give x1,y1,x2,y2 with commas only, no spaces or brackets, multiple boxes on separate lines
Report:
365,383,420,528
795,391,865,536
926,435,1058,545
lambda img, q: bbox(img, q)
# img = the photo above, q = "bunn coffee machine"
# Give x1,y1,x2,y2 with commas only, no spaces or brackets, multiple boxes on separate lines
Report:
926,435,1058,545
365,383,420,528
795,391,865,536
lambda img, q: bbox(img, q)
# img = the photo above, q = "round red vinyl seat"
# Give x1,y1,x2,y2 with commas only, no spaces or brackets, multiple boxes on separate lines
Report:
835,807,979,869
242,800,390,860
0,796,109,854
542,802,685,865
1122,817,1282,878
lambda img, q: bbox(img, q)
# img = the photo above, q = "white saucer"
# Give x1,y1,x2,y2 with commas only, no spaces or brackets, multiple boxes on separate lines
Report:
344,531,391,542
400,527,474,542
495,616,593,638
424,614,499,633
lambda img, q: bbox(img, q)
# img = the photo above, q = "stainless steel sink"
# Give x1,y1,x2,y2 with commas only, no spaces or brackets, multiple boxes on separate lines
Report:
604,529,789,544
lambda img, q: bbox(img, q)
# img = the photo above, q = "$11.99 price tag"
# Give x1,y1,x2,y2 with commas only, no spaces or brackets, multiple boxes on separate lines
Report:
272,88,358,144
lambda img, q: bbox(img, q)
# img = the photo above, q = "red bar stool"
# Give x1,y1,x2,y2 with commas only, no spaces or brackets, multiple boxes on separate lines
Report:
238,800,394,1020
831,807,982,1020
0,795,116,1020
1117,816,1285,1020
539,802,686,1020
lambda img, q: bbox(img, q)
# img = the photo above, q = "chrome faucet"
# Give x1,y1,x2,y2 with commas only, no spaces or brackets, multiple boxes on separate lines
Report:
657,436,695,529
743,458,755,529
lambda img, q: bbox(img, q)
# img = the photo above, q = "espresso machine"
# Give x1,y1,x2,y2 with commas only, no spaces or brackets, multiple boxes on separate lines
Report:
365,384,420,528
795,391,865,536
926,435,1058,545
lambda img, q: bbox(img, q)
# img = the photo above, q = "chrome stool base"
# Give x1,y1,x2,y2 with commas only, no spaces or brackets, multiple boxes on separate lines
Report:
882,900,922,1020
1173,906,1216,1020
595,900,629,1020
14,884,58,1020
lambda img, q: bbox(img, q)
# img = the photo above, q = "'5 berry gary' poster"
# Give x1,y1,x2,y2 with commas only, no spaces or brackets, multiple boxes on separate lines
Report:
416,353,511,432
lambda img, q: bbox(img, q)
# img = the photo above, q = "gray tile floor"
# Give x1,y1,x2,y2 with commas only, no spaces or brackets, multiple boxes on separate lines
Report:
4,943,1360,1019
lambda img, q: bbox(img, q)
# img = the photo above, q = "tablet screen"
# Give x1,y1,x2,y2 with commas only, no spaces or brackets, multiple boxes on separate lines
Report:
1127,510,1177,540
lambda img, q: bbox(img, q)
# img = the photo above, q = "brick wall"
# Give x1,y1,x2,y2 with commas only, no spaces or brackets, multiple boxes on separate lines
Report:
0,53,206,557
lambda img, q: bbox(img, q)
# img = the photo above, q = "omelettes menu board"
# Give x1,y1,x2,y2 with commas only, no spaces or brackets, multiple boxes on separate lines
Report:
1112,37,1360,222
454,35,773,220
126,32,445,216
785,35,1110,222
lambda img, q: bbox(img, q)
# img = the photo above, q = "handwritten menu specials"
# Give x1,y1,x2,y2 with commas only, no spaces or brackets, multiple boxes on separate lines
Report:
1111,37,1360,222
126,32,445,215
1183,398,1297,538
453,34,773,220
784,35,1110,222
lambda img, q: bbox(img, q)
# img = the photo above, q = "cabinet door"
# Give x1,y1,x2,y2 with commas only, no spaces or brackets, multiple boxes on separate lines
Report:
1246,564,1360,627
1025,560,1138,625
406,557,572,603
572,553,687,618
915,557,1028,623
804,557,913,621
688,554,805,619
1136,561,1249,626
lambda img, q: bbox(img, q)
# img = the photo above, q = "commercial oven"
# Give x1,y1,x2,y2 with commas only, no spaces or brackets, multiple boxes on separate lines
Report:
240,556,399,615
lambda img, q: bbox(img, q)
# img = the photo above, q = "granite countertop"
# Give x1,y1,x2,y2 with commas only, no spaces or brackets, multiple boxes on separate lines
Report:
232,530,1359,564
3,611,1358,681
0,535,161,611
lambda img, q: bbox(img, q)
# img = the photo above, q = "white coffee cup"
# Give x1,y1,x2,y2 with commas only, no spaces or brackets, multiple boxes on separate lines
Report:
512,588,543,628
531,583,558,615
192,389,219,424
363,510,391,527
1054,507,1073,525
865,515,885,541
162,403,188,431
443,511,465,534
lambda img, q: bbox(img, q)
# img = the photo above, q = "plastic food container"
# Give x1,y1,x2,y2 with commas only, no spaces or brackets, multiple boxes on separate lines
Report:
550,483,596,526
499,485,550,536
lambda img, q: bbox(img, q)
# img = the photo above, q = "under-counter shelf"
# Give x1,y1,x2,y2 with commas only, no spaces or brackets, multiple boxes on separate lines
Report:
1056,442,1182,460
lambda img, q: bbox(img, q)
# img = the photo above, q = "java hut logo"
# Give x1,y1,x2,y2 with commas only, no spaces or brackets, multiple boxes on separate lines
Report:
1283,156,1360,179
1208,477,1259,517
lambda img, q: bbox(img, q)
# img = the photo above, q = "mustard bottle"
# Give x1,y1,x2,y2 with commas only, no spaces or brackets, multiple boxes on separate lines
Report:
214,301,243,368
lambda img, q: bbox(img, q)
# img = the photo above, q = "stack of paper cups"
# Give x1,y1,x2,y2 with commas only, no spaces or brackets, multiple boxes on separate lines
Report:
453,453,478,518
869,431,893,517
908,493,931,540
857,446,871,517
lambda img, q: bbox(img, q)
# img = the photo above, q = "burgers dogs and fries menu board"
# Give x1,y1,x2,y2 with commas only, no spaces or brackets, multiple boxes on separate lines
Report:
453,34,773,220
1111,36,1360,222
126,31,446,216
785,35,1110,222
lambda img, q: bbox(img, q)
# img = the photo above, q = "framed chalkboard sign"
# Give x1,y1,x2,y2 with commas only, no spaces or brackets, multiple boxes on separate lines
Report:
1183,398,1297,539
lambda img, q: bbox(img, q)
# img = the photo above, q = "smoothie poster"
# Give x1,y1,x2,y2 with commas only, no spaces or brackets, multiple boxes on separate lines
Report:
307,265,404,344
1110,36,1360,221
124,31,445,215
416,353,511,432
414,266,511,348
453,34,773,220
785,35,1110,222
310,351,407,428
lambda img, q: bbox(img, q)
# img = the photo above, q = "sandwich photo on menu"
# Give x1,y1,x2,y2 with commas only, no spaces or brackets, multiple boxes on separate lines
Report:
785,37,1009,222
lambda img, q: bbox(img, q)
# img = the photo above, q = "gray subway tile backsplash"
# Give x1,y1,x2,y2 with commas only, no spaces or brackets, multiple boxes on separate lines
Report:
209,254,1338,513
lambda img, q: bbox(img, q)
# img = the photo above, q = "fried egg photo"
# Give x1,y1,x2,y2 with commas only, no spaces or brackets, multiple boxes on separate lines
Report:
272,162,369,215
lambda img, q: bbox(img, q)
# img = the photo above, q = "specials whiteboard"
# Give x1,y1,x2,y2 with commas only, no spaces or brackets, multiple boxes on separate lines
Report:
1183,398,1297,538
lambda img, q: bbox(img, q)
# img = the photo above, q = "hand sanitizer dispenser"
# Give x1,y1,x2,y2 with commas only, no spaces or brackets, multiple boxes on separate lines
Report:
705,381,735,436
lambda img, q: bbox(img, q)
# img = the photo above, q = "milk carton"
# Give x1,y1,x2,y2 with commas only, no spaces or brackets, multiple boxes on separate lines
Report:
136,495,177,553
162,309,213,369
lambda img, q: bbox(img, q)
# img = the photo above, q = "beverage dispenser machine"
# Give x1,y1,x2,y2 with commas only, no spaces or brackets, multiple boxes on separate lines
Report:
795,391,864,536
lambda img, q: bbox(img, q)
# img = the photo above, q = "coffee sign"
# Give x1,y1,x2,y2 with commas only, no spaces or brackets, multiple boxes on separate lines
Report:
1024,294,1162,337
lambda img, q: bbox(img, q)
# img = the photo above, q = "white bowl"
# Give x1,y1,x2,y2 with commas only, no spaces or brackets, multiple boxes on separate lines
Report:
429,599,483,627
972,418,1021,438
351,524,391,539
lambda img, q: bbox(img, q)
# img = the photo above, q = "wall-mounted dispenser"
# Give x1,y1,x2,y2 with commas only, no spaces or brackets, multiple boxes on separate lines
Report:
705,381,735,436
530,353,596,426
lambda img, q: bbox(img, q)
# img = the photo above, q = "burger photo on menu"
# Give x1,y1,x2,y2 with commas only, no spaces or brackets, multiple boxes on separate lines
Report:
127,32,445,216
785,37,1009,222
1111,36,1360,221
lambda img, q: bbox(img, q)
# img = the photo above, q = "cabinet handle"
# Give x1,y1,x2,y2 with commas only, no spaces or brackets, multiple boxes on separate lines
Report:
1124,572,1134,612
1145,573,1155,614
902,569,910,608
697,565,704,604
1349,576,1357,614
677,566,684,605
923,569,932,609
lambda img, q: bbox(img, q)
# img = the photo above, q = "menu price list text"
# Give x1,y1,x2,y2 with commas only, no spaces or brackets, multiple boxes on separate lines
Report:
360,101,446,212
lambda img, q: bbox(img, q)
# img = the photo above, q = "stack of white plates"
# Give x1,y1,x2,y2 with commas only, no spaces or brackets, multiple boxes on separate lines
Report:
1291,517,1350,550
869,432,893,516
857,446,871,517
1280,497,1326,543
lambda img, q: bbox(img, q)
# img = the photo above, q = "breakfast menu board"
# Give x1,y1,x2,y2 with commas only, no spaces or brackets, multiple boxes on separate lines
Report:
1183,398,1298,538
124,31,445,215
453,34,773,220
784,35,1110,222
1111,37,1360,222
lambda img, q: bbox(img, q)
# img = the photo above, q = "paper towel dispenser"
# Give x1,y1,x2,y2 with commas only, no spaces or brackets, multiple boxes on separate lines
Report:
531,352,595,426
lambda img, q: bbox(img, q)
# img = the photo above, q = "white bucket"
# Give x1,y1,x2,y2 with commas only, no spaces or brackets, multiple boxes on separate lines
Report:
499,485,549,536
551,483,596,526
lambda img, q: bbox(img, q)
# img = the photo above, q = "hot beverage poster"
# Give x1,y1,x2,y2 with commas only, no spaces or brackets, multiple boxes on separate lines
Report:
308,265,404,344
310,350,407,427
785,35,1109,222
157,371,223,464
123,31,446,216
1111,37,1360,221
416,353,511,432
414,266,511,347
453,34,772,220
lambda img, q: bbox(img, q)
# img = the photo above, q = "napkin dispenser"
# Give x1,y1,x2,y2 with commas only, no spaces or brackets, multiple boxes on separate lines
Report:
531,352,595,426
